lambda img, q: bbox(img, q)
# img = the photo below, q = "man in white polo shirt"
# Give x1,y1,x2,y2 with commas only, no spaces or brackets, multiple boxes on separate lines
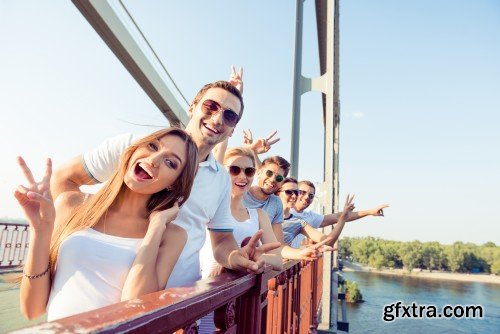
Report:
290,180,389,248
52,80,279,288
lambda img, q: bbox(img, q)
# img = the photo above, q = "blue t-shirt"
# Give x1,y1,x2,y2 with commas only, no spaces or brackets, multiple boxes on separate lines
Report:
282,214,307,245
243,191,284,225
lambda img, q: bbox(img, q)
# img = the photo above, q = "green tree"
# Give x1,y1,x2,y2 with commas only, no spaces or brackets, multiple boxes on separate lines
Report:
446,242,466,272
341,280,363,303
368,249,385,269
422,242,445,271
490,257,500,275
400,241,423,272
382,241,403,268
339,237,352,259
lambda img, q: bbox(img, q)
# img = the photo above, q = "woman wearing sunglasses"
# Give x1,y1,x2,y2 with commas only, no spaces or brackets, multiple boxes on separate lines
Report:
201,147,283,278
15,128,198,321
198,147,282,333
277,177,355,251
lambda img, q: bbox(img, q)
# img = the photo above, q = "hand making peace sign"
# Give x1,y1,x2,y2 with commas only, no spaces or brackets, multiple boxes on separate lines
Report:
243,129,281,155
14,157,55,233
229,65,244,94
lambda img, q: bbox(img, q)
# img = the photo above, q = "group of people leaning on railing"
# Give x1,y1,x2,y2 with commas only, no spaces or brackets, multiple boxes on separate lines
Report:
13,67,388,326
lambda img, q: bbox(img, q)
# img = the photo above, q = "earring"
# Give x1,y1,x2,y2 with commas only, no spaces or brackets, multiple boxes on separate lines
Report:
166,186,172,191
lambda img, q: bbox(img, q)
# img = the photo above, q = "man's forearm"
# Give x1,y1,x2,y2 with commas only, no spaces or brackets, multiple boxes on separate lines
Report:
320,210,371,227
281,245,309,260
211,232,239,269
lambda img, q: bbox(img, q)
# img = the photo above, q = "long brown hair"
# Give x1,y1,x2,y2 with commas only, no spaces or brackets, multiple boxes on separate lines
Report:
48,128,198,276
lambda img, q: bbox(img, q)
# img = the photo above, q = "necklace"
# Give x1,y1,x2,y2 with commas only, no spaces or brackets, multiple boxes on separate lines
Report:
103,210,108,235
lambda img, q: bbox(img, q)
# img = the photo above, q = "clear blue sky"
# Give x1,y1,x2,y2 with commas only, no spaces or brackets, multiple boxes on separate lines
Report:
1,0,499,245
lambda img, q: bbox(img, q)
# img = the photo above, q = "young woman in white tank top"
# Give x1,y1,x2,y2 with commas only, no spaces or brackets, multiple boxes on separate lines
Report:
199,147,283,333
201,147,283,278
14,128,198,321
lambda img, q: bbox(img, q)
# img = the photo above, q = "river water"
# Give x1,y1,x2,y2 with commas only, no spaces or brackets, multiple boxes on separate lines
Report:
341,271,500,333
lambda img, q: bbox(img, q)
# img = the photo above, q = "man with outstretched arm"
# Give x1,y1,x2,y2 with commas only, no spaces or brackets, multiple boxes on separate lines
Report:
290,180,389,248
52,76,279,288
244,156,329,260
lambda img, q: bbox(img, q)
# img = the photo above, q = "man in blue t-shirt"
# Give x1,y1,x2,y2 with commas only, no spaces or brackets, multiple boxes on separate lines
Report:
290,180,389,248
244,156,322,260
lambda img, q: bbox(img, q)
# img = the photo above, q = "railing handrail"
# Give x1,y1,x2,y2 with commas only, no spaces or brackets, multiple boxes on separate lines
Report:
0,222,28,228
13,260,313,333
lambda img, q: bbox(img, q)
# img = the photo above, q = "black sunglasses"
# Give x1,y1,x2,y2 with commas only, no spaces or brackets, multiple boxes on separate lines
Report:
298,190,315,200
201,99,240,127
228,165,256,177
265,169,284,182
282,189,299,196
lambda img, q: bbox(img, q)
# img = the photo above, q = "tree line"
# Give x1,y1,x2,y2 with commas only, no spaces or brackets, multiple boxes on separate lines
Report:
339,237,499,274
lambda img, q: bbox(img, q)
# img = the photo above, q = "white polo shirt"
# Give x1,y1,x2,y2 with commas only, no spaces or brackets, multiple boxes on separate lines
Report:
83,133,235,288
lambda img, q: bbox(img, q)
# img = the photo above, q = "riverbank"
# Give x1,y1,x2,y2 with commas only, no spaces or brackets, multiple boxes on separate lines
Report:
343,261,500,285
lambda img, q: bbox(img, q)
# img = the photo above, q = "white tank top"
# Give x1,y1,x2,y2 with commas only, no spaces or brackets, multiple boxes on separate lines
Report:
47,228,142,321
200,208,259,279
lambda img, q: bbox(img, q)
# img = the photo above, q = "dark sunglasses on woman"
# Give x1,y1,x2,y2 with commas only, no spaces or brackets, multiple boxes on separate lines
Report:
201,99,240,127
228,165,256,177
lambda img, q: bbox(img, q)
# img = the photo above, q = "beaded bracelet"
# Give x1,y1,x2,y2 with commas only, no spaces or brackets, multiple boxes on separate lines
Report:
24,261,51,279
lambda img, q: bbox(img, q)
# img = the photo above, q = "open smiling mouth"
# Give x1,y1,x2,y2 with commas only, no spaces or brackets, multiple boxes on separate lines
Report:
234,182,247,189
203,122,220,134
134,163,153,180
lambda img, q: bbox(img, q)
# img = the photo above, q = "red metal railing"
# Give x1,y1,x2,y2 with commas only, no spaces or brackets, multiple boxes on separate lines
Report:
13,257,324,333
0,222,29,269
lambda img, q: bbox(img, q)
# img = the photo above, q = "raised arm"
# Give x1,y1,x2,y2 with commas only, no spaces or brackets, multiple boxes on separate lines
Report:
16,157,87,319
310,194,355,247
121,204,186,300
319,203,389,228
243,129,280,169
229,65,244,94
15,157,55,320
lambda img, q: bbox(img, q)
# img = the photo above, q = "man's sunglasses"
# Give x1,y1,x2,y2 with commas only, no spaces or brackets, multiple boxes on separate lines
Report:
265,170,284,183
281,189,299,196
228,165,256,177
298,190,315,200
201,99,240,127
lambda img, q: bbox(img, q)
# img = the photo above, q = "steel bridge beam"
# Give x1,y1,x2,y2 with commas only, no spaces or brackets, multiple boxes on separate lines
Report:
72,0,189,127
290,0,341,331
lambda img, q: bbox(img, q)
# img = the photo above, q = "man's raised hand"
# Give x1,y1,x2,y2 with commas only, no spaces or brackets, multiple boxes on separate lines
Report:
229,65,244,94
243,129,280,155
369,203,389,217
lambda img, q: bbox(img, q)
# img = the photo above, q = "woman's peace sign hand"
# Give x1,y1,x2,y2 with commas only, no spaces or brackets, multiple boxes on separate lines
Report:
14,157,55,233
